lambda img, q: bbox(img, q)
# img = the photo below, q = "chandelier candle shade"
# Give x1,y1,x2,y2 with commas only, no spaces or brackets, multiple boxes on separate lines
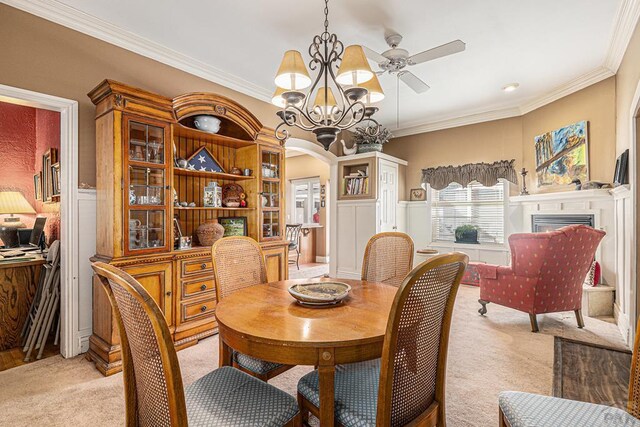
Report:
273,0,383,150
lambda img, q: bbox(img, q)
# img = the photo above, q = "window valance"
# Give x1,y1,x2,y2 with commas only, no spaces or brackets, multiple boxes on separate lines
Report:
421,159,518,190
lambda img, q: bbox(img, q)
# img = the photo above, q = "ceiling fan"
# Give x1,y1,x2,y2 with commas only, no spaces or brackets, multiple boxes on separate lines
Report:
363,33,466,93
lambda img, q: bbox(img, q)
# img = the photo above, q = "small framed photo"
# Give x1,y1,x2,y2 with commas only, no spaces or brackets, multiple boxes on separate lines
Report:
219,217,248,237
34,173,42,201
614,149,629,186
410,188,427,201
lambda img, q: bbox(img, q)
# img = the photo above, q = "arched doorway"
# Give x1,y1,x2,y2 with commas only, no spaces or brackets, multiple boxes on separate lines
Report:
284,138,338,277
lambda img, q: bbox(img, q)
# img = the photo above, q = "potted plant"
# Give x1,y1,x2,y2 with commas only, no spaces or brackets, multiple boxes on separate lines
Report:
353,126,392,153
455,224,479,244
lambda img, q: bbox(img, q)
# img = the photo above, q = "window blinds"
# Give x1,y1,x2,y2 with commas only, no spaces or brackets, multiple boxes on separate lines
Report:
431,181,505,244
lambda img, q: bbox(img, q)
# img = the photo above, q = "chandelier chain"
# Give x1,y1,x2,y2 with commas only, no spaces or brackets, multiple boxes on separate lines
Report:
324,0,329,33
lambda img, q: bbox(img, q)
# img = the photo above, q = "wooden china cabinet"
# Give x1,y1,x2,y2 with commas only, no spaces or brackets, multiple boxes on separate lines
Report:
87,80,288,376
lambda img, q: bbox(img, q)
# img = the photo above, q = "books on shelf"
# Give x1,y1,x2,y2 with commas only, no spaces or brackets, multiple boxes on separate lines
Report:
343,172,369,196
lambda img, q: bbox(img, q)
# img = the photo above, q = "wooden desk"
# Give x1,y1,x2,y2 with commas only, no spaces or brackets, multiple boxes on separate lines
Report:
0,256,45,350
215,278,397,427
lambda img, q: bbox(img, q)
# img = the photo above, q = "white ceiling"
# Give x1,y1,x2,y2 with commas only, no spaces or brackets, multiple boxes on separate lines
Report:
9,0,636,135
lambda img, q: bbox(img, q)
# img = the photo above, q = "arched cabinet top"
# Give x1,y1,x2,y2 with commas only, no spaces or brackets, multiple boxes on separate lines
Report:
172,93,263,141
88,80,274,144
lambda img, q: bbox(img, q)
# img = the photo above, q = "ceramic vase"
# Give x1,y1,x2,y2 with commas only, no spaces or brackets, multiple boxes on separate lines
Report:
356,143,383,153
196,219,225,246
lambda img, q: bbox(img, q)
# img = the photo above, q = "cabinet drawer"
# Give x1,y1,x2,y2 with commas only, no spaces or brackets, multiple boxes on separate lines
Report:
181,278,215,299
180,258,213,278
181,297,216,323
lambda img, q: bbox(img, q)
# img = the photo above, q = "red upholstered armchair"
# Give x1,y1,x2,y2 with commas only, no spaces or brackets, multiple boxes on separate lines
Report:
477,225,605,332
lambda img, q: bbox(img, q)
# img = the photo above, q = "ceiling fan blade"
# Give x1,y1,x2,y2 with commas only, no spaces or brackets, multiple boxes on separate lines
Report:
362,46,388,65
407,40,466,65
398,71,430,93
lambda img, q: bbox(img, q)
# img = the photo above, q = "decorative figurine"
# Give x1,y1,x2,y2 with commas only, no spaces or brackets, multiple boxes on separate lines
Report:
520,168,529,196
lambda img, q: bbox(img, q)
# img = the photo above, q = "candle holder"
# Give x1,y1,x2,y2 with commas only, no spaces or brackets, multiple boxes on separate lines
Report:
520,168,529,196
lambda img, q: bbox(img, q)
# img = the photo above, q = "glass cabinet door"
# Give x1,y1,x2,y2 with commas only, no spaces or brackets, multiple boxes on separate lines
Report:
124,116,170,255
128,121,165,164
259,147,283,241
262,211,280,239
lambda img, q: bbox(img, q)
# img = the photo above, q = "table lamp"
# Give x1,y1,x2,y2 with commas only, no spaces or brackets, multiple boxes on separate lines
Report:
0,191,36,248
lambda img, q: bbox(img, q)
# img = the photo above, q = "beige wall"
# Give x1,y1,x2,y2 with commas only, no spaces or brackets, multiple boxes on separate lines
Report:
0,5,313,187
616,19,640,155
385,78,617,197
285,154,330,258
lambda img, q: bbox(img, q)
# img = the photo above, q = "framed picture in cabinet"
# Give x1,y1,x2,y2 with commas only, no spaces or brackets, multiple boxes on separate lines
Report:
219,217,247,237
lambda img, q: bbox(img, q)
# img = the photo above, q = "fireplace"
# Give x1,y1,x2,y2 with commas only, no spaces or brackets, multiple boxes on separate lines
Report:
531,214,595,233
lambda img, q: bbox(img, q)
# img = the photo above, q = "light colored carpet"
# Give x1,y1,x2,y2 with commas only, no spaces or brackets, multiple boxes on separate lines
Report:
0,285,627,427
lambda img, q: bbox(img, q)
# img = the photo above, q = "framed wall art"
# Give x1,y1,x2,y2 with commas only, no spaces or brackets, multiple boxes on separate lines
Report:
534,121,588,187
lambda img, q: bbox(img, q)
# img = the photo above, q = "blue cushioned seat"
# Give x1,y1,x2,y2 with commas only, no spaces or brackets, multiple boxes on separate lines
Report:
499,391,640,427
297,359,380,427
234,352,285,376
185,366,299,426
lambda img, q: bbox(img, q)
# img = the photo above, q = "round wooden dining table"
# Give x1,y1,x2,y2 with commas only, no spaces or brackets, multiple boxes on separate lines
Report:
215,277,398,427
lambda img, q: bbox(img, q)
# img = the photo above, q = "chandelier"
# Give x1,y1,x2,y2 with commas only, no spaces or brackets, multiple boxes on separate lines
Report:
272,0,384,150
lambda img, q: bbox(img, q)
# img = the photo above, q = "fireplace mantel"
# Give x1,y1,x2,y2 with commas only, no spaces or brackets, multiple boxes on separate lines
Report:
510,188,613,205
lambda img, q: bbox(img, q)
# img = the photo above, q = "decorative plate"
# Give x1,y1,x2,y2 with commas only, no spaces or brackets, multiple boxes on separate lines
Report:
222,183,244,207
288,282,351,307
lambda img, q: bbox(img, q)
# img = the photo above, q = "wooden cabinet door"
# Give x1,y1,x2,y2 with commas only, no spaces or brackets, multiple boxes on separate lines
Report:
263,245,288,282
122,262,173,326
259,146,284,242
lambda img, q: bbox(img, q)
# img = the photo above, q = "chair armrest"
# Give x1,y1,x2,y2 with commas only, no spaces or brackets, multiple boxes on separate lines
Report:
476,264,514,280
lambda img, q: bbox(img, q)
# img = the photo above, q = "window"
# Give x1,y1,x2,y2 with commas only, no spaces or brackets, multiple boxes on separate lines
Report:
431,181,506,244
291,177,321,225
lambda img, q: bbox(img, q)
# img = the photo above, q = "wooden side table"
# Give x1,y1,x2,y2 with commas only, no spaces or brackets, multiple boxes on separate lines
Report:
0,256,45,350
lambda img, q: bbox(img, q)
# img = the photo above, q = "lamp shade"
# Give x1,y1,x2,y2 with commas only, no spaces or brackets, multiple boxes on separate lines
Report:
360,73,385,103
271,87,287,108
274,50,312,90
0,191,36,215
313,86,338,117
336,45,374,86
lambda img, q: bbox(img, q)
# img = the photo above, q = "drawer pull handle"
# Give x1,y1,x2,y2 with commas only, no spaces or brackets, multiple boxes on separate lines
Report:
200,263,207,270
200,284,207,291
200,305,207,312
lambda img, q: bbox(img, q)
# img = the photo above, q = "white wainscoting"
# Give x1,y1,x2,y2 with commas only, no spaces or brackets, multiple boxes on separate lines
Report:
335,200,378,279
75,189,96,353
612,185,633,343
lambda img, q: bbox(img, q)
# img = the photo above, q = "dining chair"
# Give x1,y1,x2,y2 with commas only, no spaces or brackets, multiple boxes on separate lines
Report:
286,224,303,270
211,236,293,381
498,316,640,426
298,252,468,426
361,231,415,287
91,261,300,427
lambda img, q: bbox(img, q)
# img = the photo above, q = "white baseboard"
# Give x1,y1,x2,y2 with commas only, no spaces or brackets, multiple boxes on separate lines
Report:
78,330,92,353
614,303,631,345
336,269,360,280
316,256,330,263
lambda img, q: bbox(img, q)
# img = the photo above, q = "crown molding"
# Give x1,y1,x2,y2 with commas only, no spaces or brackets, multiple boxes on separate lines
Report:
390,106,521,137
518,66,615,114
605,0,640,72
1,0,273,102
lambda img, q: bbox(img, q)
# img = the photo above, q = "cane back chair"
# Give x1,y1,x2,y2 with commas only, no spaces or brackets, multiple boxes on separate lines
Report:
361,232,415,288
91,261,300,427
211,236,293,381
298,252,468,426
499,314,640,427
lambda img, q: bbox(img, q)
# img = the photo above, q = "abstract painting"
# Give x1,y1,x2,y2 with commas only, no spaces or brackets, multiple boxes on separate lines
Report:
534,120,588,187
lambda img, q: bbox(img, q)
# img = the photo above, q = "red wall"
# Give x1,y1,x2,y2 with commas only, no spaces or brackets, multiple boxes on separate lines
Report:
0,100,60,244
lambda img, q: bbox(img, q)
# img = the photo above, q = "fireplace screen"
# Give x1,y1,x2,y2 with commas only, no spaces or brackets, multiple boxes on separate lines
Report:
531,214,595,233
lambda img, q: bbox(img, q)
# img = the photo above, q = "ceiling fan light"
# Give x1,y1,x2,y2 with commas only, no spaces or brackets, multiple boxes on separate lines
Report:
359,73,385,103
274,50,312,90
336,45,374,86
